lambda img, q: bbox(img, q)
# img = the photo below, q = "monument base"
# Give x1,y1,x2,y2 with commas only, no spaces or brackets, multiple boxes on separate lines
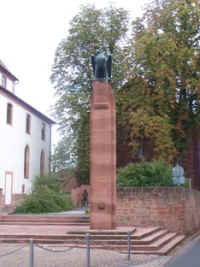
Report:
90,81,116,230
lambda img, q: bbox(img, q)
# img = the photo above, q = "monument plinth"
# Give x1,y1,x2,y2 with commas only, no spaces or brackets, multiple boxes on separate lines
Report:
90,81,116,229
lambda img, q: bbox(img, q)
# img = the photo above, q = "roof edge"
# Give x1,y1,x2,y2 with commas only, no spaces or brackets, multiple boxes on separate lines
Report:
0,64,19,81
0,86,56,124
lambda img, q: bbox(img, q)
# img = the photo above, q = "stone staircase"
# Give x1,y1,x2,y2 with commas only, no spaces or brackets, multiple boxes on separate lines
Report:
65,226,185,255
0,219,186,255
0,215,90,226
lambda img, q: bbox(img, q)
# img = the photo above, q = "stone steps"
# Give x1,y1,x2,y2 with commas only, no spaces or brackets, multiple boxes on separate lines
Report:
0,226,186,255
0,215,89,226
68,226,157,236
138,229,169,244
65,227,185,255
0,232,175,247
0,222,89,226
127,235,186,255
1,215,89,222
0,235,185,255
0,216,186,255
130,227,164,239
132,232,178,251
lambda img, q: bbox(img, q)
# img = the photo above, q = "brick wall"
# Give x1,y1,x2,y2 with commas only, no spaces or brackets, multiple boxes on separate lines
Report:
181,133,197,189
71,185,200,234
12,193,27,207
117,187,200,234
71,185,90,206
62,176,77,194
56,170,78,193
4,193,27,214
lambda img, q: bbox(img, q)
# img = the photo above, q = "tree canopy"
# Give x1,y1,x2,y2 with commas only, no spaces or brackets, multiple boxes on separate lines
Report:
119,0,200,162
51,0,200,183
51,4,131,183
51,136,74,172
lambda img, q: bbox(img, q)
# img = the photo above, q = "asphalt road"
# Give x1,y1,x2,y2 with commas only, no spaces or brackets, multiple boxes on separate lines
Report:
165,236,200,267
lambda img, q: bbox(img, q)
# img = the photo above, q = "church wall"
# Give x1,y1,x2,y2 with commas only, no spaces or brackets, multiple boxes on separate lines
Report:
0,90,51,201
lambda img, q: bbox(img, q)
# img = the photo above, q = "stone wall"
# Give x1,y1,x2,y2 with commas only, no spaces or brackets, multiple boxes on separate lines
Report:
71,186,200,234
117,187,200,234
12,193,27,208
3,193,27,214
62,176,77,194
56,170,77,193
184,189,200,233
71,185,90,207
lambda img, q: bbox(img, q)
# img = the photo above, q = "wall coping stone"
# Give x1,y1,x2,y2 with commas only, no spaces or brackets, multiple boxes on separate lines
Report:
117,187,200,201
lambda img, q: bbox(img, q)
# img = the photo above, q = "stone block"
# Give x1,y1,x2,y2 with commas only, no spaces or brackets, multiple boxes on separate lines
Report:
90,81,116,229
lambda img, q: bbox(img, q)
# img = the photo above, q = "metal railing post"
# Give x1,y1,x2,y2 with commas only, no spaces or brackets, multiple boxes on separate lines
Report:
30,239,34,267
86,233,90,267
128,232,131,261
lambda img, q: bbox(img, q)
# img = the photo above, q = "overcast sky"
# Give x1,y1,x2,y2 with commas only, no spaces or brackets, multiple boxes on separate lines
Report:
0,0,150,143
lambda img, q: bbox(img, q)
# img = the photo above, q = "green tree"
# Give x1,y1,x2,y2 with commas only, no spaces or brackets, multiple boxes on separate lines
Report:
14,174,73,214
51,4,131,183
117,160,173,187
51,135,74,172
121,0,200,162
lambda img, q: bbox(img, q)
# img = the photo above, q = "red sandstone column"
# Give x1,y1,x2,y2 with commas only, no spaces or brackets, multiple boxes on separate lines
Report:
90,81,116,229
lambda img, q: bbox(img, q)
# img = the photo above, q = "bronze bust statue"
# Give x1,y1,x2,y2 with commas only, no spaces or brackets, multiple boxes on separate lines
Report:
91,50,112,81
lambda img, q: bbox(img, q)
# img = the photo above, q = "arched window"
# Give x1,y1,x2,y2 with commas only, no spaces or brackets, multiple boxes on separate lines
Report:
40,150,45,176
2,74,7,88
41,123,45,141
26,114,31,134
24,145,30,178
7,103,13,125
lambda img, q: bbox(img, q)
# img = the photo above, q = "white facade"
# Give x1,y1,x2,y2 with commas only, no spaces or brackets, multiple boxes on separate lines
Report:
0,60,54,205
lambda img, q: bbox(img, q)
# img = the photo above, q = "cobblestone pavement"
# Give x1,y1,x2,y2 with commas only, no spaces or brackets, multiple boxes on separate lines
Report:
0,244,171,267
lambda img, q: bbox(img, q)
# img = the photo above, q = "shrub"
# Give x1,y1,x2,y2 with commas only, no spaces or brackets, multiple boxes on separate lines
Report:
14,174,73,214
33,174,61,192
117,160,174,187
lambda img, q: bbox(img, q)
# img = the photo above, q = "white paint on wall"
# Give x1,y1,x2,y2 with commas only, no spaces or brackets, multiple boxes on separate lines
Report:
5,173,12,205
0,89,52,196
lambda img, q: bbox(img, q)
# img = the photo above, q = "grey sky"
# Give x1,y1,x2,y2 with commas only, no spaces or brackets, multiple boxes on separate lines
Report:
0,0,150,143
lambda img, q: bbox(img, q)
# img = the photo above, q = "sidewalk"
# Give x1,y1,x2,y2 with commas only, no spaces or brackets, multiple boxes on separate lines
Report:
164,235,200,267
0,244,171,267
10,208,89,217
0,209,172,266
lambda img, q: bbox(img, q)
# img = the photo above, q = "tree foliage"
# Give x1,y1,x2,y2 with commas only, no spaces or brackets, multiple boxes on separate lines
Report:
51,135,74,172
51,4,131,183
120,0,200,162
14,174,73,214
51,0,200,180
117,160,173,187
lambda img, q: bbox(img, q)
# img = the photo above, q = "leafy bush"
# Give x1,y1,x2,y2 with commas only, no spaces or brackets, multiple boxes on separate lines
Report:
33,174,61,192
14,174,73,214
117,160,174,187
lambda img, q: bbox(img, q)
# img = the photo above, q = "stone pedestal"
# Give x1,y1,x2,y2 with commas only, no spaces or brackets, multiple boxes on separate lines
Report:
90,81,116,229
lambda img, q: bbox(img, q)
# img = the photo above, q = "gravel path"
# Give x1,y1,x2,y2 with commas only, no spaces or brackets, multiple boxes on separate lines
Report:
0,244,171,267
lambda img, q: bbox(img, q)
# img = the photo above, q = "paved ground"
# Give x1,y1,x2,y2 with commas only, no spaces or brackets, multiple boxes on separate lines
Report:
9,208,89,217
164,235,200,267
0,224,171,266
0,244,171,267
0,209,177,266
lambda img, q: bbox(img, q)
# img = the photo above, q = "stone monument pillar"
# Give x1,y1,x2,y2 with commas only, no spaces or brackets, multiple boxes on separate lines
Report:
90,81,116,229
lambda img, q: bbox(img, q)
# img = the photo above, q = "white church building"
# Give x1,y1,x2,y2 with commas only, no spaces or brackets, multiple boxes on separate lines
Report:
0,59,54,209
